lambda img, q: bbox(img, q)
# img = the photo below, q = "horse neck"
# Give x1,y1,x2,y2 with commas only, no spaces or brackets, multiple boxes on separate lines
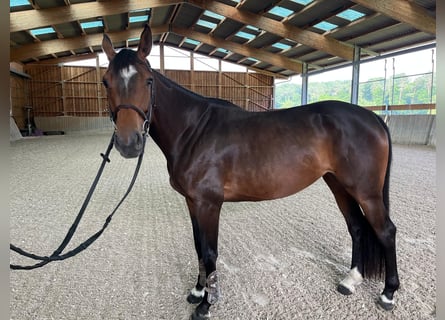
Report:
149,71,208,163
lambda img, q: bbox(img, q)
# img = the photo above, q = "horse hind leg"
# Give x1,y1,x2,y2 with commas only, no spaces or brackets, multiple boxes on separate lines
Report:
323,173,367,295
324,173,399,310
358,196,399,310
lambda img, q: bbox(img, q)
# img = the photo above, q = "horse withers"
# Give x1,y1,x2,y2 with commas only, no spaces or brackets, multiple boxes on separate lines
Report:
101,24,399,319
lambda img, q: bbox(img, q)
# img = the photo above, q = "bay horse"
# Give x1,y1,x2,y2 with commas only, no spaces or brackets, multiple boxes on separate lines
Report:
101,24,399,319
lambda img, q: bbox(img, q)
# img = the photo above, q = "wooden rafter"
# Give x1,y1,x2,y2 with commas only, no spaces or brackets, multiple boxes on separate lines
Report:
11,25,169,62
350,0,435,35
12,21,306,75
188,0,354,60
172,27,303,73
10,0,181,33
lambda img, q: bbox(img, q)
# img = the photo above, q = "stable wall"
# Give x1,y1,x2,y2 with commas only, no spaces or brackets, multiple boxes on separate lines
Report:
17,64,273,123
34,116,114,134
386,114,436,146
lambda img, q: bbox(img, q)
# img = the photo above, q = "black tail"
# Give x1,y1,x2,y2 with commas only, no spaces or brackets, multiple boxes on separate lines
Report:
377,115,392,212
359,215,385,279
359,114,392,279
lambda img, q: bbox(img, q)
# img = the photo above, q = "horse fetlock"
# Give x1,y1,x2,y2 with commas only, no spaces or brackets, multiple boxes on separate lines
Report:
337,267,363,295
205,271,220,305
378,293,395,311
187,287,205,304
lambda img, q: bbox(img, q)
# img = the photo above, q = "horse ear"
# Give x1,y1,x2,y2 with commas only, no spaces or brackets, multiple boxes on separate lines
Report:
102,34,116,61
137,24,153,60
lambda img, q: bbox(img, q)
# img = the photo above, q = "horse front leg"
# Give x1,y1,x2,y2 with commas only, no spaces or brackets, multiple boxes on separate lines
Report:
186,197,222,320
186,216,207,304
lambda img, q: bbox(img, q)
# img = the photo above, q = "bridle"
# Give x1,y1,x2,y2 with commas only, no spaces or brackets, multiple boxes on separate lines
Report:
10,61,157,270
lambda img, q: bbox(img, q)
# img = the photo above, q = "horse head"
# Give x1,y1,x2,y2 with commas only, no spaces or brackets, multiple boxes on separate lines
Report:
102,24,154,158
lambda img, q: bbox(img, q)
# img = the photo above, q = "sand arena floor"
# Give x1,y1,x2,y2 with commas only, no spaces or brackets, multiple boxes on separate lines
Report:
10,133,436,319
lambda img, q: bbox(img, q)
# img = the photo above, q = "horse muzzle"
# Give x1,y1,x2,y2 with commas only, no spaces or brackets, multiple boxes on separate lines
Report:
114,131,144,158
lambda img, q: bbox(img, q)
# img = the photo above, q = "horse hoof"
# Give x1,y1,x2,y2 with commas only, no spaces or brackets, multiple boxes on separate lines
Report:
337,284,353,296
377,294,395,311
187,293,203,304
190,310,210,320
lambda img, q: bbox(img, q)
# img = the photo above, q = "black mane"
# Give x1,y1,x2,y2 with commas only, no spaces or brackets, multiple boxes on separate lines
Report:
153,70,241,109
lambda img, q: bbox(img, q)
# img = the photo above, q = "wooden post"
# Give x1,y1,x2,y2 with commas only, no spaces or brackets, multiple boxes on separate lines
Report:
190,51,195,93
245,68,249,110
159,43,165,75
60,65,66,115
96,55,102,116
218,59,222,99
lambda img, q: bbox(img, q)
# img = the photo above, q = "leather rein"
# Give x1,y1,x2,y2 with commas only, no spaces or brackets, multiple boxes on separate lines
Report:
10,75,156,270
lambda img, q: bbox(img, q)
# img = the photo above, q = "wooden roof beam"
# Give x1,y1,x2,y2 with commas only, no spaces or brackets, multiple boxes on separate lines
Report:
350,0,435,35
188,0,354,60
10,0,181,33
11,25,169,62
172,27,303,74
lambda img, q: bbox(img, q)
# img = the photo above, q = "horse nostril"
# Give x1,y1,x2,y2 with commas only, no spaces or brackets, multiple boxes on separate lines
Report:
133,132,143,150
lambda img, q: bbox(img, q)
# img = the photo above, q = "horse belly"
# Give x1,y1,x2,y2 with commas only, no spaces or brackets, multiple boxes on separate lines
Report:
223,162,324,202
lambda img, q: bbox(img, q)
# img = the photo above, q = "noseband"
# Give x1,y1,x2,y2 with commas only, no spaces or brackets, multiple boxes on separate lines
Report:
109,74,156,137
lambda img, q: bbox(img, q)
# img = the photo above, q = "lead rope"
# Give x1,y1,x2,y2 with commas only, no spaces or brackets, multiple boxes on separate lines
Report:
10,131,147,270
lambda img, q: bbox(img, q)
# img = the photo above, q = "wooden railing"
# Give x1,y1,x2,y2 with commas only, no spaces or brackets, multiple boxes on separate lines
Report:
364,103,436,112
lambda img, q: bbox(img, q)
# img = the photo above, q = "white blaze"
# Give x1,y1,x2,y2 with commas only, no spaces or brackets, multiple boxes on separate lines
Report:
120,65,137,90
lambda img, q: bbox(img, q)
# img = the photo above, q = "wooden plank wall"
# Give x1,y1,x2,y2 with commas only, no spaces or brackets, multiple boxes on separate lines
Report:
24,65,107,117
19,65,273,126
10,73,30,129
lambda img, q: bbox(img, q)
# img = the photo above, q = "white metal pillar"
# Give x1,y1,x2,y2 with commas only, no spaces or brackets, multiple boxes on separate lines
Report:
301,63,308,105
351,45,361,105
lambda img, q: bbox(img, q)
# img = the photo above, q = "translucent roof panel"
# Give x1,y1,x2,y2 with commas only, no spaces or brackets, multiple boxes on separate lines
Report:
30,27,56,36
235,31,256,40
184,38,201,46
129,15,149,23
313,21,338,31
337,9,366,21
245,25,260,32
272,42,292,51
216,48,230,54
245,57,260,63
268,6,294,18
289,0,314,5
196,19,218,29
80,21,103,29
203,10,224,21
10,0,29,7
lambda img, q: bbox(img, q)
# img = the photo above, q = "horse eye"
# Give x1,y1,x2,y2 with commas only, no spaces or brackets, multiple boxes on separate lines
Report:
102,80,109,88
146,78,152,86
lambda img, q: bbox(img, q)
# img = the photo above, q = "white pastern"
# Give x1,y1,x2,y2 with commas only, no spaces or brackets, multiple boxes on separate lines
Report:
120,65,138,90
339,266,363,293
190,287,205,298
380,294,395,305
